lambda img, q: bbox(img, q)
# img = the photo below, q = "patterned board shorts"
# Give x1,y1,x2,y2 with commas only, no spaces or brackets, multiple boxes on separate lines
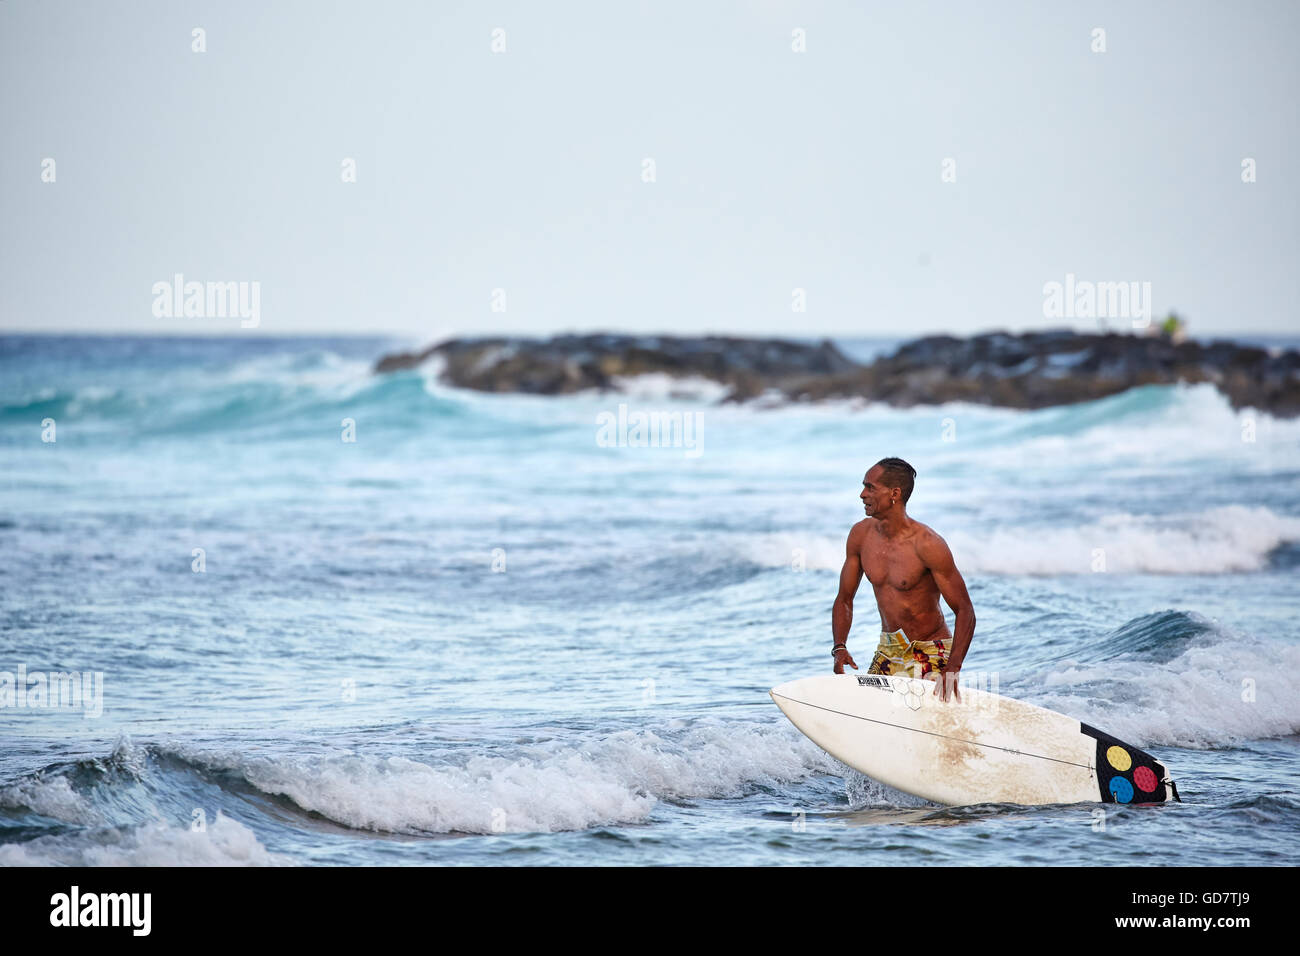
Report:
867,628,951,680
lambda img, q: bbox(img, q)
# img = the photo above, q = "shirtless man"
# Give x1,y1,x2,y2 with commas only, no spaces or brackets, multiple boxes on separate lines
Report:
831,458,976,702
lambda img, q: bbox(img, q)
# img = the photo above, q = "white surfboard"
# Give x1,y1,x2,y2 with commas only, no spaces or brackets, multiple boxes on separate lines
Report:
771,674,1179,806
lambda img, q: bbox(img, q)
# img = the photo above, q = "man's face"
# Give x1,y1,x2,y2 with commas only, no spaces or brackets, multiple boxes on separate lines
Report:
861,466,893,516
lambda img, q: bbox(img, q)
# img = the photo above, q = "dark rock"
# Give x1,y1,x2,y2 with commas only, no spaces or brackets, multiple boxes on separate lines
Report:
374,334,858,395
373,329,1300,417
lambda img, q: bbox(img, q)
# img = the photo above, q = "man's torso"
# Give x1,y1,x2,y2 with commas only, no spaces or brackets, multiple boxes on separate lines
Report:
857,518,949,644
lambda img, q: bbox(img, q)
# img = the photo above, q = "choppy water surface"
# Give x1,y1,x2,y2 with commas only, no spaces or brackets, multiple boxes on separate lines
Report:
2,334,1297,865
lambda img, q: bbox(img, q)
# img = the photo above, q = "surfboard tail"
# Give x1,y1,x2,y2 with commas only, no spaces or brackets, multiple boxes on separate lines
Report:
1079,722,1178,804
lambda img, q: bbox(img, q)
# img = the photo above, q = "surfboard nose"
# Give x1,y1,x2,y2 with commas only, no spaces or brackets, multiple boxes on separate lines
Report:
770,676,818,701
768,687,800,728
770,678,821,722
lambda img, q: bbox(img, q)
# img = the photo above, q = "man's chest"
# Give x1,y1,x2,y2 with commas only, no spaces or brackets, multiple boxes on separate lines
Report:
860,537,928,590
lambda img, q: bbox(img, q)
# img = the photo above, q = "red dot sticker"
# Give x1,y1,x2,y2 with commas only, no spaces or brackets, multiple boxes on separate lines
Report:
1134,766,1158,792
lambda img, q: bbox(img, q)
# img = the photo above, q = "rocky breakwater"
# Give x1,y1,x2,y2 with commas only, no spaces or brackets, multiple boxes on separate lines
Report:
374,329,1300,416
786,329,1300,415
373,333,858,396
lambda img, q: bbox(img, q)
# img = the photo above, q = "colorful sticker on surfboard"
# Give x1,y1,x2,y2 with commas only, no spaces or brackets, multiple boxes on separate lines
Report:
1080,723,1180,804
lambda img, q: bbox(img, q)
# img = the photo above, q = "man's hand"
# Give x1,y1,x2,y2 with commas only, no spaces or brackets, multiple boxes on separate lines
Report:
833,647,858,674
932,667,961,702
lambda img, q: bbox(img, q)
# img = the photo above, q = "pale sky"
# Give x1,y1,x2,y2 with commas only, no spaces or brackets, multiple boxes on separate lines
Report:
2,0,1297,339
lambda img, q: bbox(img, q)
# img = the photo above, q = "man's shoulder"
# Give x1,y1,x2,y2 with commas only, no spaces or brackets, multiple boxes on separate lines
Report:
910,521,952,560
909,520,951,548
848,518,876,540
909,518,940,538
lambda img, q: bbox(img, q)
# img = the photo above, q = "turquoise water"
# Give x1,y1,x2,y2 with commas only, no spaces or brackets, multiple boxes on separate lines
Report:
1,334,1297,865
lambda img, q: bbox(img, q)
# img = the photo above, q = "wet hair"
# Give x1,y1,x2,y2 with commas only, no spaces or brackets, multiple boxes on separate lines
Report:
874,457,917,504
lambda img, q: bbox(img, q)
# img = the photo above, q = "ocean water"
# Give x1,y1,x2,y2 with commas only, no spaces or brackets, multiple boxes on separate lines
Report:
1,333,1297,866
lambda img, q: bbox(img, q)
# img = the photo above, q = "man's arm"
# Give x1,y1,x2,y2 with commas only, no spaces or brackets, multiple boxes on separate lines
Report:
918,531,976,696
832,523,867,673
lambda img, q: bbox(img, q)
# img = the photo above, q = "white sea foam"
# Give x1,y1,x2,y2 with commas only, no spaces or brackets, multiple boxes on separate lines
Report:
740,505,1300,575
165,719,837,835
1027,633,1300,749
64,385,121,416
0,812,292,866
843,769,933,809
1009,402,1294,475
163,350,377,406
608,373,732,404
948,505,1300,575
0,774,104,826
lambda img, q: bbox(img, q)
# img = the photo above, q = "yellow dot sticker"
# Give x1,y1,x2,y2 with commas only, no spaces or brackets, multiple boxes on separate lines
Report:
1107,746,1132,772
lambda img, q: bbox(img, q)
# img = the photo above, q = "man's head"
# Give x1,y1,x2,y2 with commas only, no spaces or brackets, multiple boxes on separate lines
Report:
861,457,917,516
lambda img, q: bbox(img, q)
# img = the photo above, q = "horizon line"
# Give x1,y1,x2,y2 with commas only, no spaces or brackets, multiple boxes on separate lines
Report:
2,326,1294,341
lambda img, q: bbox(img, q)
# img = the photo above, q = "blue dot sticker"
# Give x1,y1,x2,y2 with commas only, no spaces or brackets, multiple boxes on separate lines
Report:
1109,777,1134,803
